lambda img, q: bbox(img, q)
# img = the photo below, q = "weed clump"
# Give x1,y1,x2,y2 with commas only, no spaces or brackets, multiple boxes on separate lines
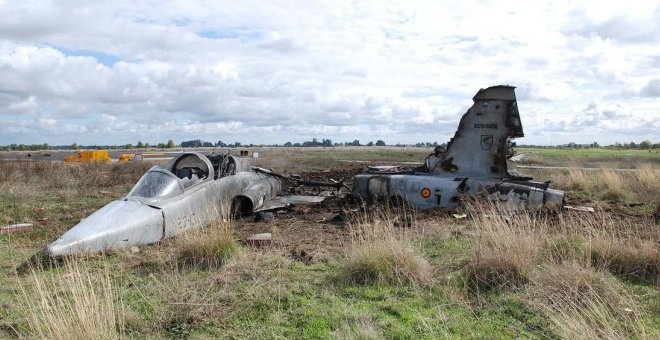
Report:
342,238,431,286
462,202,541,292
176,221,240,269
341,214,431,287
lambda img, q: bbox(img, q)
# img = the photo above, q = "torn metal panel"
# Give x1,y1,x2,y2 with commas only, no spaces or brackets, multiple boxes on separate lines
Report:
351,85,566,210
255,195,326,212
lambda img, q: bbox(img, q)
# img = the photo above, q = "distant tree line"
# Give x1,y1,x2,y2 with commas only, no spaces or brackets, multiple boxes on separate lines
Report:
518,139,658,150
3,138,656,151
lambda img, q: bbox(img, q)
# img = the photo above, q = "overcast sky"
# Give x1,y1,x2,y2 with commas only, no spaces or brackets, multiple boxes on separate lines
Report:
1,0,658,146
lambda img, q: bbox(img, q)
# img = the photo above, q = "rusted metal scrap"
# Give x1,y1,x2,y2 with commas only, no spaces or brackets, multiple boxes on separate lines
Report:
352,85,565,210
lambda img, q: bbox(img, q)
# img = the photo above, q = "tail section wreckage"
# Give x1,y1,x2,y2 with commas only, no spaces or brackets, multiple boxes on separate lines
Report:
352,85,565,210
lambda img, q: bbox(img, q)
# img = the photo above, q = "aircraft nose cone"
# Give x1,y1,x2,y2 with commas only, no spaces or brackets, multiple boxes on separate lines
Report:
43,199,163,257
43,241,69,257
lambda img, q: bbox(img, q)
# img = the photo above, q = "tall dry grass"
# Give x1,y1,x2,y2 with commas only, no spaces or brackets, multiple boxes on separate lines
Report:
0,161,152,199
597,168,628,202
19,257,124,339
175,217,241,269
461,201,655,337
526,263,645,339
462,200,545,291
633,164,660,203
340,207,431,286
550,163,658,203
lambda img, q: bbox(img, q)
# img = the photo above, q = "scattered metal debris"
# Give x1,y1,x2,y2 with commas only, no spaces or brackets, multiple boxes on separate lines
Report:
254,211,275,222
509,153,528,162
245,233,272,247
563,205,596,213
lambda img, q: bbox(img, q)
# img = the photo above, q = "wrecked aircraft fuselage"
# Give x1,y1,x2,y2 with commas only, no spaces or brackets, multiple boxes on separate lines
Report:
352,85,565,210
45,152,280,257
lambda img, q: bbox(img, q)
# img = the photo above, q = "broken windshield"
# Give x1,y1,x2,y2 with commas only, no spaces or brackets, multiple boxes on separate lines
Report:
128,168,183,198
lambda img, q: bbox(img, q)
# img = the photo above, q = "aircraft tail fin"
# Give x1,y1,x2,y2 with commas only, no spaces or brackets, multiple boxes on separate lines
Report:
429,85,523,178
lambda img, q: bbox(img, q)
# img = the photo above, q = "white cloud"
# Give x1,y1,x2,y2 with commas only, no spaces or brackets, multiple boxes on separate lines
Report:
0,0,658,146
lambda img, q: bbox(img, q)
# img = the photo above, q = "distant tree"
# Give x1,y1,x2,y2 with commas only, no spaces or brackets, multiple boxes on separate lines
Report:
367,141,374,146
322,138,332,146
351,140,361,146
376,140,386,146
283,141,292,147
181,139,202,148
123,144,133,149
166,139,176,148
157,143,166,148
136,140,145,148
71,142,79,150
640,140,652,149
144,142,150,148
590,141,599,148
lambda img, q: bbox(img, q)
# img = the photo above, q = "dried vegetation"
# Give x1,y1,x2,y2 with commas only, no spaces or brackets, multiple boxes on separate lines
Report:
341,209,432,287
19,257,124,339
1,151,659,338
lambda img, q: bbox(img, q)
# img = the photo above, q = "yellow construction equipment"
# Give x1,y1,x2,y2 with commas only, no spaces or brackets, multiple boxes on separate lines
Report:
64,150,111,163
118,153,135,162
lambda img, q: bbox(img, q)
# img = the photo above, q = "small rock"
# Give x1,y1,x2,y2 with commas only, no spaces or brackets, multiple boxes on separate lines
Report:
245,233,272,247
254,211,274,222
37,218,49,225
290,249,313,264
290,174,302,179
329,213,348,227
322,169,331,173
452,213,467,219
130,246,140,254
99,191,112,195
393,216,413,228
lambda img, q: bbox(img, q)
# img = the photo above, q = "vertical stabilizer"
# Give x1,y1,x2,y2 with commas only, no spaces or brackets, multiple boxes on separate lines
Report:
429,85,523,178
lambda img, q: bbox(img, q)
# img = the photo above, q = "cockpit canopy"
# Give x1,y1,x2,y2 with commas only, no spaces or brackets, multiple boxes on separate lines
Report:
128,169,183,198
128,153,214,199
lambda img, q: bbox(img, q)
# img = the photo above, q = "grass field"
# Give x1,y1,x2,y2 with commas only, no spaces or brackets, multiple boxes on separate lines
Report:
0,147,658,339
515,147,660,168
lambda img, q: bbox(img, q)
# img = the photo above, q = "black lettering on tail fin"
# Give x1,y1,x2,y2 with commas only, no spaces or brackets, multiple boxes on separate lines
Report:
429,85,523,178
